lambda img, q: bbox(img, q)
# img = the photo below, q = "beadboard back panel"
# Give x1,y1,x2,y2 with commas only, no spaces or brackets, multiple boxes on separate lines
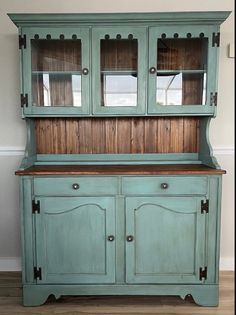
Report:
35,117,199,154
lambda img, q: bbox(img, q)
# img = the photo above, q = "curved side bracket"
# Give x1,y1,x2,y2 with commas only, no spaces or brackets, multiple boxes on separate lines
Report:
198,117,220,169
19,119,36,169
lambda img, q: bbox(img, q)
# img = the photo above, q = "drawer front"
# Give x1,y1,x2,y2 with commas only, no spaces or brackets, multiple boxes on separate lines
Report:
34,177,118,196
122,176,208,195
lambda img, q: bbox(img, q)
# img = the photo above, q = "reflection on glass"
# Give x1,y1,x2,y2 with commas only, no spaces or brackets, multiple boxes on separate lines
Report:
156,73,206,105
33,73,82,107
72,75,82,107
42,74,50,106
31,39,82,107
100,39,138,107
102,74,137,106
156,38,208,105
157,74,182,105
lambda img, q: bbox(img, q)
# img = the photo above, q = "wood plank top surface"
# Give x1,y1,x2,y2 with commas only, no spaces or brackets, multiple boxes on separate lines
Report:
15,164,226,176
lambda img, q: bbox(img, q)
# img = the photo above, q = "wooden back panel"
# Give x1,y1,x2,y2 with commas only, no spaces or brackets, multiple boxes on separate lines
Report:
35,117,199,154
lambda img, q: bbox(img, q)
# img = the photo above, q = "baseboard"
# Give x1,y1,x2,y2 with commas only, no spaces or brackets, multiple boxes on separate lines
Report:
0,257,21,271
220,257,235,271
0,257,234,271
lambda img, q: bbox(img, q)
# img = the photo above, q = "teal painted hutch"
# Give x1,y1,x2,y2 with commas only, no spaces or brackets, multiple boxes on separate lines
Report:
9,12,230,306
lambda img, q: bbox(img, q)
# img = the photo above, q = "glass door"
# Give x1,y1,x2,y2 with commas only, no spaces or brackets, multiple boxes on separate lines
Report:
92,27,147,115
148,26,218,115
22,27,90,115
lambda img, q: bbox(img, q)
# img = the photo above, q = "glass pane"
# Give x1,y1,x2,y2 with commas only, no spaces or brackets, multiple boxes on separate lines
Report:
156,73,206,106
156,38,208,105
31,39,82,107
100,39,137,107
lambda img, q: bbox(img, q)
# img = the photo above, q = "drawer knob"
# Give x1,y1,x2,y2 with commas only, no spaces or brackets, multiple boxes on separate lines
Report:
107,235,115,242
161,183,169,189
72,183,80,190
126,235,134,242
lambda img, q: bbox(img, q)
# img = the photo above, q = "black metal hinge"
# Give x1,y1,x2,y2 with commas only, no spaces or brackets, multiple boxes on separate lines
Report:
212,32,220,47
34,267,42,280
20,93,28,108
199,266,207,280
32,200,40,214
210,92,217,106
201,199,209,214
19,34,26,49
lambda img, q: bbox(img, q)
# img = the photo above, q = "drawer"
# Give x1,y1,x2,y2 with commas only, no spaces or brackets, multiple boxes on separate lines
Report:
34,177,118,196
122,176,208,195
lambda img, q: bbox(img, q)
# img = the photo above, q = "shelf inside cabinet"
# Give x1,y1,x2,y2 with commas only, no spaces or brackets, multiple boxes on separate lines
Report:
32,71,82,75
101,70,137,75
156,70,206,76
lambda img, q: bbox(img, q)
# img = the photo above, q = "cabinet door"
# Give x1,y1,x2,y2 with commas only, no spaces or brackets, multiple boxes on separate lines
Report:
22,27,90,116
126,196,206,283
34,197,115,284
92,27,147,115
148,26,218,115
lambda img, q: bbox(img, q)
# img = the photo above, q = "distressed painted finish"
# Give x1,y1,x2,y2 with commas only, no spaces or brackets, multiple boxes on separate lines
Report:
8,12,230,27
148,25,218,115
34,176,118,195
122,175,208,195
9,11,229,308
1,271,234,313
10,12,229,169
22,284,219,307
21,27,90,116
9,12,230,117
18,174,223,306
35,196,116,284
92,27,147,115
125,196,205,283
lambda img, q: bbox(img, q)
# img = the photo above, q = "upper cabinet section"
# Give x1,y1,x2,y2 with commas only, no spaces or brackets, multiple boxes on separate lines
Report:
148,26,218,115
9,12,230,117
92,27,146,115
21,28,90,116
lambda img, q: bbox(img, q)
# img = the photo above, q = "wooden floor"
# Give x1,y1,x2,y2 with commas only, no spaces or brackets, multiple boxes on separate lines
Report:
0,272,234,315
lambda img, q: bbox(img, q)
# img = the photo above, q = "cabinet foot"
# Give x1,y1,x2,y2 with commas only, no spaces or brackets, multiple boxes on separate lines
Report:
183,287,219,306
23,286,61,306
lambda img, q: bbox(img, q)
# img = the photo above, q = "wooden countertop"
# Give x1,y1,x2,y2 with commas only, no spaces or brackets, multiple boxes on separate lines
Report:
15,164,226,176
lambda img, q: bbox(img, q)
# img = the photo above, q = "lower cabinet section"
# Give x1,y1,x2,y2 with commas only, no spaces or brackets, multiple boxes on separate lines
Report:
20,175,222,307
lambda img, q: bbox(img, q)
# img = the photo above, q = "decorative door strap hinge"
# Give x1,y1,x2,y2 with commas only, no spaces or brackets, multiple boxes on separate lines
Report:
199,266,207,280
20,93,28,108
210,92,217,106
19,34,26,49
32,200,40,214
201,199,209,213
34,267,42,280
212,32,220,47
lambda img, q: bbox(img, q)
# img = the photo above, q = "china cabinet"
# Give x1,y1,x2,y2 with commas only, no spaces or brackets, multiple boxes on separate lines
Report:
9,11,230,306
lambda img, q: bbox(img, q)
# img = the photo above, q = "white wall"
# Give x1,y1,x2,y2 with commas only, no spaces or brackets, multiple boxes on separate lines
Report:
0,0,234,270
